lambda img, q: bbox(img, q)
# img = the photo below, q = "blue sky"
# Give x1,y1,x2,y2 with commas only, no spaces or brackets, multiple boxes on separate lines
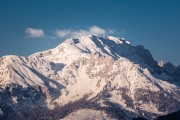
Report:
0,0,180,65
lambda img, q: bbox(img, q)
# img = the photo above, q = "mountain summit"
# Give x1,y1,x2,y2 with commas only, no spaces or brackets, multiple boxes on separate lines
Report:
0,35,179,120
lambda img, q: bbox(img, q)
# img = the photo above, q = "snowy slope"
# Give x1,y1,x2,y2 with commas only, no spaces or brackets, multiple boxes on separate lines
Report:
0,35,179,119
61,109,114,120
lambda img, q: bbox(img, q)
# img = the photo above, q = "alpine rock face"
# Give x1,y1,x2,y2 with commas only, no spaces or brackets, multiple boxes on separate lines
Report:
0,35,179,120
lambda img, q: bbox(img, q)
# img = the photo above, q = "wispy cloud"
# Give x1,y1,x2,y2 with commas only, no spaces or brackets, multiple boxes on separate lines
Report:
56,26,117,38
25,28,45,38
25,26,119,39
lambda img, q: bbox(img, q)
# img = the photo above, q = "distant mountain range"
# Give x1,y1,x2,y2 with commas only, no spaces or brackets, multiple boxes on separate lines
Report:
0,35,179,120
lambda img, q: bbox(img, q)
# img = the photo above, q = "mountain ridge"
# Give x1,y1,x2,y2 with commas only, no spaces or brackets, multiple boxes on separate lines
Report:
0,35,179,120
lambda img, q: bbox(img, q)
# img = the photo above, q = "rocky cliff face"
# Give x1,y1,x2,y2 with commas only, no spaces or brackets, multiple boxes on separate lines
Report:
0,35,179,120
158,61,180,82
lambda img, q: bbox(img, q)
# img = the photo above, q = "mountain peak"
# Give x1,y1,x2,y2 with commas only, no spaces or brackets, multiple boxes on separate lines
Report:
158,60,166,67
62,35,130,47
29,35,167,70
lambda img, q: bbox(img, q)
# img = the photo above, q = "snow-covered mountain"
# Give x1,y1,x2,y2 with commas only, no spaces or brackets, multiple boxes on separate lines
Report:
0,35,179,120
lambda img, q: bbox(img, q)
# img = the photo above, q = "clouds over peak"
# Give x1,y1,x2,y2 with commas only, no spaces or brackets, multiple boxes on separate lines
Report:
56,26,116,38
25,26,118,39
25,28,45,38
